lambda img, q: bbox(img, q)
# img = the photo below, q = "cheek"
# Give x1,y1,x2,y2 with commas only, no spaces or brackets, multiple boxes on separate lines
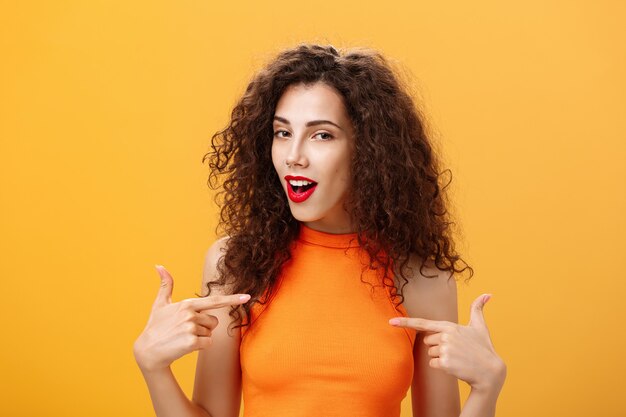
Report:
271,143,281,171
335,151,352,179
324,154,351,188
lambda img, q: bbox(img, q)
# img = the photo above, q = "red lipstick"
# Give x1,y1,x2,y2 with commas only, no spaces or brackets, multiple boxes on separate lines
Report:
285,175,318,203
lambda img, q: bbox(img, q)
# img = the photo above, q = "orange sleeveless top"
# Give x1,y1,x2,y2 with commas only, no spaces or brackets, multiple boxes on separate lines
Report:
239,224,416,417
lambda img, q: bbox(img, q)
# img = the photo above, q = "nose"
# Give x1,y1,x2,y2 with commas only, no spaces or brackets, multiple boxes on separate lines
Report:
284,137,309,168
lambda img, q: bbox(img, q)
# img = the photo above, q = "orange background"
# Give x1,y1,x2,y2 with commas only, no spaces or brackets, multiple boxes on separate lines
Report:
1,1,624,416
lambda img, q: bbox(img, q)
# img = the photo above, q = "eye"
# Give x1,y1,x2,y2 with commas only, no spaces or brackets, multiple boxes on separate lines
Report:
314,132,334,140
273,130,290,138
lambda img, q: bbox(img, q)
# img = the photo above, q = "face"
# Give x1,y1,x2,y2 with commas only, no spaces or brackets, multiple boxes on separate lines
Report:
271,82,356,234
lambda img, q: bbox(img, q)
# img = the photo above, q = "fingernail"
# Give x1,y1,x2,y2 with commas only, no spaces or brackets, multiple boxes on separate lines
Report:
389,318,401,325
239,294,251,301
483,294,492,304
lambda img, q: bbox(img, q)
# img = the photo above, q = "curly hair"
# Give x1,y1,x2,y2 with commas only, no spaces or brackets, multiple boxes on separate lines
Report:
201,43,473,333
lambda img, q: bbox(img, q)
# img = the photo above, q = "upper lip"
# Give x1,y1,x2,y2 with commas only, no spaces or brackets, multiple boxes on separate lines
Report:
285,175,317,183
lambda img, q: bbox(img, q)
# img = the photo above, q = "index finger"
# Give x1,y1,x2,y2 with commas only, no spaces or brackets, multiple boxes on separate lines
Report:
389,317,454,333
184,294,251,311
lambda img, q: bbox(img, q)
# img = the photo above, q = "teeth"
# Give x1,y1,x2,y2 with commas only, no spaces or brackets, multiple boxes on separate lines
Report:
289,179,314,186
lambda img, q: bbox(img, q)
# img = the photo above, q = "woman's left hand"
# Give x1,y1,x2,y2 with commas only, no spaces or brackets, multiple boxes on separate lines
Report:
389,294,507,394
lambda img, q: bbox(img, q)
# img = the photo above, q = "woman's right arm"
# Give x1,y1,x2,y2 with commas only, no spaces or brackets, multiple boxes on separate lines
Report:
191,237,244,417
136,366,211,417
133,237,246,417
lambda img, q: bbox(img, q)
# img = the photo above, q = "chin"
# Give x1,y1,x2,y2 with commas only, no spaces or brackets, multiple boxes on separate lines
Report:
287,207,322,223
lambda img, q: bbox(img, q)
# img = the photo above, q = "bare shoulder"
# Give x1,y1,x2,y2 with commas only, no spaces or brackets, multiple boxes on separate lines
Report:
201,236,232,296
192,235,243,417
394,253,459,323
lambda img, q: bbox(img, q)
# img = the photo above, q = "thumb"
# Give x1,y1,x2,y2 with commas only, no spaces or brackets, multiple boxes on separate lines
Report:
468,293,491,329
153,264,173,308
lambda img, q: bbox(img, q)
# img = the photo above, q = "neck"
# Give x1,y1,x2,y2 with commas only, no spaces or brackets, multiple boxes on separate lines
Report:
302,221,356,235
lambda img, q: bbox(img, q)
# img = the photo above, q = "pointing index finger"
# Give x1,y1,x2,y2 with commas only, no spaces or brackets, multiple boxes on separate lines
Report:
186,294,251,311
389,317,452,332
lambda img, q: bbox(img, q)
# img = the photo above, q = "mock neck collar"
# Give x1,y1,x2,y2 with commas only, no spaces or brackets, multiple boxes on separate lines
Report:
297,223,360,248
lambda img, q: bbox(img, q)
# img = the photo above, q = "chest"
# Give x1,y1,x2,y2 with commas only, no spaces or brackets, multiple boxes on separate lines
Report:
239,245,416,396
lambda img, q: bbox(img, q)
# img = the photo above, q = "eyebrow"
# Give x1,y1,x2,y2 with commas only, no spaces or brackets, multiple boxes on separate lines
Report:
273,116,344,132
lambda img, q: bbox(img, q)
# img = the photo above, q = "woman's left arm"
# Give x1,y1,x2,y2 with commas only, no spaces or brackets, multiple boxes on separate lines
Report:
390,265,506,417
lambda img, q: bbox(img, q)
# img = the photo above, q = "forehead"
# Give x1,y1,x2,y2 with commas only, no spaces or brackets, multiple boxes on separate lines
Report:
273,82,350,124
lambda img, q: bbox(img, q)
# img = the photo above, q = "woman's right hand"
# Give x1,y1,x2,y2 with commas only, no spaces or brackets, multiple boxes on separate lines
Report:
133,264,251,373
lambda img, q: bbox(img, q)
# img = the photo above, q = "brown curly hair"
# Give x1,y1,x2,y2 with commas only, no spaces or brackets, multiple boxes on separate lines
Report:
201,43,473,333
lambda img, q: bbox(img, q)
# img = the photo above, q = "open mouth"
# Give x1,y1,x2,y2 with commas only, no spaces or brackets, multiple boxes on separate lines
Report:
290,182,317,194
286,180,318,203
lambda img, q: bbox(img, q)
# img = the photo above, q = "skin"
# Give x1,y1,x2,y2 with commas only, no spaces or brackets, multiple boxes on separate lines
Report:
271,82,356,234
390,294,506,394
134,265,250,373
133,265,251,417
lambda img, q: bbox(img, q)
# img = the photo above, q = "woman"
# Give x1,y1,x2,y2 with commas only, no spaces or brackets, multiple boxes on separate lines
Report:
133,44,507,417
